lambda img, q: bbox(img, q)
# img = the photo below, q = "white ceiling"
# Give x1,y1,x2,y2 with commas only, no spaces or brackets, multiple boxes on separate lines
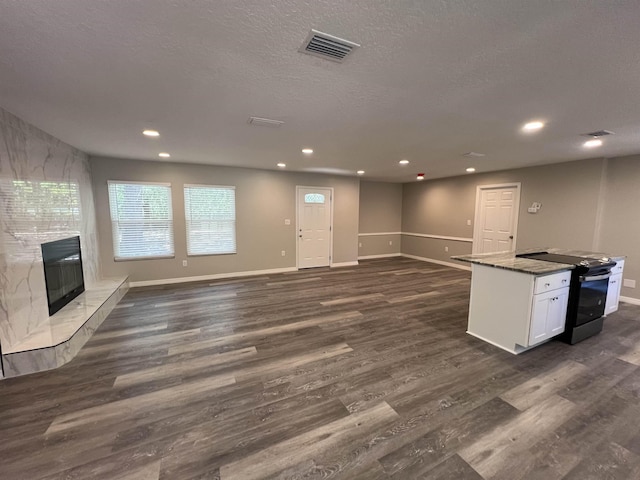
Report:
1,0,640,182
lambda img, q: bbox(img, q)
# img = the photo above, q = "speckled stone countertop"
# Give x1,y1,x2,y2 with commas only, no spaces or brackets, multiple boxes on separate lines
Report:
547,248,626,262
452,251,573,275
452,248,625,275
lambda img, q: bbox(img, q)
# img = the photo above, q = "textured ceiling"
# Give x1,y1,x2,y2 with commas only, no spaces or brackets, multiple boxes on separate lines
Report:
1,0,640,182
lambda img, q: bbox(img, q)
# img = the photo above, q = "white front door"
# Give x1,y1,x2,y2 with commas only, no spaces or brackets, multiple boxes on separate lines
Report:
297,187,332,269
473,184,520,254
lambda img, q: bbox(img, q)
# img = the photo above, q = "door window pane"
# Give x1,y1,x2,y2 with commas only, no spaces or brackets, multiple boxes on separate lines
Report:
304,193,325,204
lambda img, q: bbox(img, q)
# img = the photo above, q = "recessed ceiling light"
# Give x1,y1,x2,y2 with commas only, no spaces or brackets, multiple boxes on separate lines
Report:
302,148,313,154
399,159,410,165
158,152,171,158
277,163,286,168
583,139,603,148
416,173,425,181
143,129,160,137
466,167,476,173
522,121,545,132
357,170,365,175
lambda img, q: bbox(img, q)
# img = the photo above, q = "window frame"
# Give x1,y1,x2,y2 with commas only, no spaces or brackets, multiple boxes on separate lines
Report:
183,183,237,257
107,180,175,261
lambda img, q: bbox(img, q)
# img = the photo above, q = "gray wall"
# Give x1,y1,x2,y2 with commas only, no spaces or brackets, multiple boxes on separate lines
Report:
358,181,402,257
599,154,640,299
401,158,606,267
91,157,360,283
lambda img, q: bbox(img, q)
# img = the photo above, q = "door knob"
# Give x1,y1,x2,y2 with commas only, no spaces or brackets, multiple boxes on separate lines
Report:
509,235,514,239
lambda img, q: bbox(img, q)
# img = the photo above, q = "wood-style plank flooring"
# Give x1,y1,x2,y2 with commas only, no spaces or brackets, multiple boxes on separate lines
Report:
2,258,640,479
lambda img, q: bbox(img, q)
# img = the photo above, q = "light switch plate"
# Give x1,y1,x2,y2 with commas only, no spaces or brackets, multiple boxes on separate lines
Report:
284,219,291,225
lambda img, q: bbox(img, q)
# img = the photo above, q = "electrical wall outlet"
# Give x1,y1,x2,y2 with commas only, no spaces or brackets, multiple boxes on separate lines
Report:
624,278,636,288
389,240,393,246
182,260,188,267
284,219,291,225
445,246,449,252
467,219,471,226
359,242,362,247
281,250,286,257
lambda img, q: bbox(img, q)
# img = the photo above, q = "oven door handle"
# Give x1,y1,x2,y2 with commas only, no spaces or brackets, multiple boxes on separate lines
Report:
579,273,612,282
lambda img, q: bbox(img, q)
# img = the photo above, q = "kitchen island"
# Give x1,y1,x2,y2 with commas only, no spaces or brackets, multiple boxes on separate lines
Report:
453,248,625,354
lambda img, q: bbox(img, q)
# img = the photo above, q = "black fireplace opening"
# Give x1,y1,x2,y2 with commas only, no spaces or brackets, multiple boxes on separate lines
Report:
42,236,85,316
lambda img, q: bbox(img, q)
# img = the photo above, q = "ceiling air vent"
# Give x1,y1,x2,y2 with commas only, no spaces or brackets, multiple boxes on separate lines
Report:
299,29,360,63
580,129,614,137
463,152,486,158
248,117,284,128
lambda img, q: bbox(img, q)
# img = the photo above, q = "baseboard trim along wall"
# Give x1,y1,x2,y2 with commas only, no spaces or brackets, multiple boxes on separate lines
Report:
358,253,403,260
331,261,359,267
402,232,473,243
620,296,640,306
358,231,473,243
401,253,472,272
130,267,299,287
358,232,402,237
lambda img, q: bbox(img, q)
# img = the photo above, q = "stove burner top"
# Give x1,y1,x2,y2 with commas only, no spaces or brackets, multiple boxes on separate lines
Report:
516,252,616,271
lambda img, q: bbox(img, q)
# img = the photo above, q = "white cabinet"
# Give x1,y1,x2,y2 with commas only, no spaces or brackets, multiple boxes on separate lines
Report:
605,259,624,315
529,288,569,346
466,265,571,354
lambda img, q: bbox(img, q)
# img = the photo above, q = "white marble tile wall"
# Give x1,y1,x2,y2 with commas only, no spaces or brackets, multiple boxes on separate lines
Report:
0,108,101,352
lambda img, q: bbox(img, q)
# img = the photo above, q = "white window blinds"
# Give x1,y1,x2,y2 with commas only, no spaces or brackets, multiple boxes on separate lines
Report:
184,185,236,256
107,181,174,260
0,179,82,243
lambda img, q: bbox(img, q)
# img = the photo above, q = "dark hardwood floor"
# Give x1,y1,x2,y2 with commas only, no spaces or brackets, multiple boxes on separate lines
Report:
2,257,640,479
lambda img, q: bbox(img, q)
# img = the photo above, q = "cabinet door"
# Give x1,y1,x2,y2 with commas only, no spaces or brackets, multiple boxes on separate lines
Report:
529,292,553,346
605,273,623,315
529,289,568,346
547,289,568,336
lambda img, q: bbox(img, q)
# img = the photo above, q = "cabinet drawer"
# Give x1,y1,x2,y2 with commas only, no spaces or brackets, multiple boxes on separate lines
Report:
534,270,572,294
611,259,625,275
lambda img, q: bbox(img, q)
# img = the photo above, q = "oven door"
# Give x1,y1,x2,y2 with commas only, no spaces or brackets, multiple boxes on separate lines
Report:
575,272,610,326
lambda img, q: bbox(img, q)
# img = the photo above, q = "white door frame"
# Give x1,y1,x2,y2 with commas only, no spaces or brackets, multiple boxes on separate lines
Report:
295,185,334,268
472,182,521,254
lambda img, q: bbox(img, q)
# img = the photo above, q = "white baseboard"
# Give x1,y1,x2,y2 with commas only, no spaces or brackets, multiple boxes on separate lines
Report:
401,253,471,271
130,267,298,287
331,261,359,268
358,253,402,260
620,295,640,306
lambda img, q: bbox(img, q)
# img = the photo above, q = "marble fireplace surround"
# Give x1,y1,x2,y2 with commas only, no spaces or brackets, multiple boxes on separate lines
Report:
1,276,129,378
0,107,120,378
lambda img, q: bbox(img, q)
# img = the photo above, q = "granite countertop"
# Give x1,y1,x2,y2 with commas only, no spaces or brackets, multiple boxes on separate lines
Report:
452,247,625,275
452,251,573,275
547,248,626,262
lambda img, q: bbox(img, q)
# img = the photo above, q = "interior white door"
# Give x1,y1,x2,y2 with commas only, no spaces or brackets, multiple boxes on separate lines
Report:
474,185,520,254
297,187,332,268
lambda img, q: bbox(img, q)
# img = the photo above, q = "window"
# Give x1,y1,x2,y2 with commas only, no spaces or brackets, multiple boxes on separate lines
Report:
0,179,82,242
107,181,174,260
304,193,325,204
0,179,82,261
184,184,236,256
